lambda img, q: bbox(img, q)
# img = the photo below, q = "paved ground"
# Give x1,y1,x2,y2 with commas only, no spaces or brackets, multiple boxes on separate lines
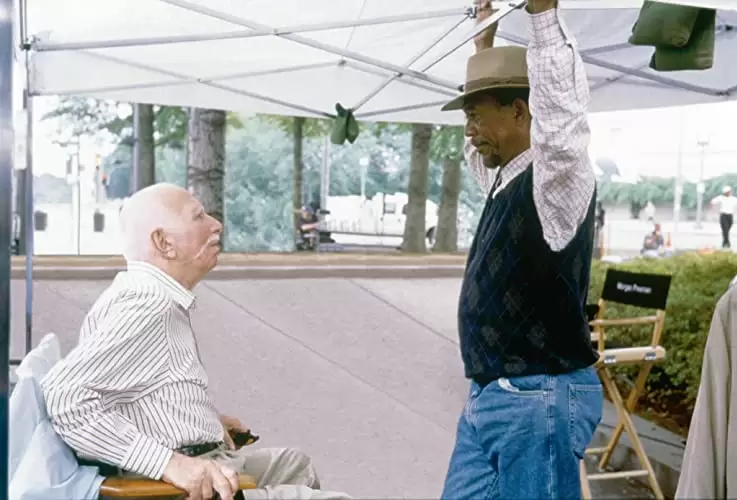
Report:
9,276,672,498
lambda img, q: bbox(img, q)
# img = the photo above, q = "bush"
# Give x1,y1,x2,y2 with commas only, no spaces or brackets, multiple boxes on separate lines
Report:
588,251,737,434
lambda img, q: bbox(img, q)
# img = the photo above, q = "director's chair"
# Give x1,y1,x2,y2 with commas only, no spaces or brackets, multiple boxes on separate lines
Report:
579,269,672,500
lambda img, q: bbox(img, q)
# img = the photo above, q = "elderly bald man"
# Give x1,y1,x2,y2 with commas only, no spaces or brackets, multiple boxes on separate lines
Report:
41,184,350,500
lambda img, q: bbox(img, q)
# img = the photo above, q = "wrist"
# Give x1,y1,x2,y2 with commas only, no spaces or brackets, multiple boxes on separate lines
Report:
162,452,186,482
526,0,557,14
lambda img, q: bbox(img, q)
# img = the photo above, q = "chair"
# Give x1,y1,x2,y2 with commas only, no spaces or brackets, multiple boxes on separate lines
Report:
99,474,257,499
579,269,672,500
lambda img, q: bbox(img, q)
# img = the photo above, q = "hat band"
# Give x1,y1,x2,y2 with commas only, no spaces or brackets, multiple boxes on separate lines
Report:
463,76,529,93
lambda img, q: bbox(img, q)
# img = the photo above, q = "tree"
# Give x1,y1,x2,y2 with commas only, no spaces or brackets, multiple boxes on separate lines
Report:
401,123,433,252
187,108,226,224
136,104,156,189
430,126,464,252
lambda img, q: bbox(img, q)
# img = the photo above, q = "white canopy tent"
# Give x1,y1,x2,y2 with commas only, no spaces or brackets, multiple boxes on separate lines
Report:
18,0,737,125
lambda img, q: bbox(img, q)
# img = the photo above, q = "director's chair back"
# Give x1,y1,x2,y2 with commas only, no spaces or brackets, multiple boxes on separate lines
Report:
580,269,672,500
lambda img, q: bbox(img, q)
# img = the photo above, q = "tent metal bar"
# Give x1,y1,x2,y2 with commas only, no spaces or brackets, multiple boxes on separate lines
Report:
80,50,334,118
35,61,339,97
341,60,458,98
580,42,633,56
351,13,470,112
421,0,526,73
161,0,461,92
1,0,14,498
351,2,524,113
497,30,728,97
22,90,33,356
33,8,469,52
581,54,726,96
355,100,450,119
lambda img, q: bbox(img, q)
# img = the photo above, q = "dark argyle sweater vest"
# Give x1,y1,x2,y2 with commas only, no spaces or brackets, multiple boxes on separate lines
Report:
458,162,599,381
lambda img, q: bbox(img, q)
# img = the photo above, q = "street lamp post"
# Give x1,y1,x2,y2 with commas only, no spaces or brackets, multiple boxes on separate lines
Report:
695,137,709,229
359,156,369,199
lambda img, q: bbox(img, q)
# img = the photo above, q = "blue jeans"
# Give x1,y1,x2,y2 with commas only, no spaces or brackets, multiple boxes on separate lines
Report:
441,367,603,500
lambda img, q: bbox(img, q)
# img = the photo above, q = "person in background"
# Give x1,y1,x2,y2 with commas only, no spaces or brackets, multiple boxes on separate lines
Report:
711,186,735,249
641,222,665,257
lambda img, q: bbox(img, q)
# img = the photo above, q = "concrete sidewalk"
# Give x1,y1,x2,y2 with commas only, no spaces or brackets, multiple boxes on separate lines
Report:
9,276,683,498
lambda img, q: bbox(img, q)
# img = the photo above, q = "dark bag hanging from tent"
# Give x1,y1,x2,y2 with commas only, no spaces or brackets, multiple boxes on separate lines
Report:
93,211,105,233
629,0,702,47
649,8,716,71
628,0,717,72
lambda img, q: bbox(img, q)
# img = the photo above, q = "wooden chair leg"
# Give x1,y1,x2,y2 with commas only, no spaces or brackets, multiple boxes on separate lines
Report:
579,459,592,500
599,363,655,469
597,368,665,500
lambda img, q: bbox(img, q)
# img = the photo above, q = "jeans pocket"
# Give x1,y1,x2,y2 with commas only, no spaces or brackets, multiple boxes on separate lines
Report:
496,374,547,395
568,383,604,459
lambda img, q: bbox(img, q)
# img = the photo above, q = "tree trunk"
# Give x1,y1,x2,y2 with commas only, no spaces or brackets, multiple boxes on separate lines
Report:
137,104,156,188
292,117,305,235
187,108,226,224
434,155,461,252
401,123,433,253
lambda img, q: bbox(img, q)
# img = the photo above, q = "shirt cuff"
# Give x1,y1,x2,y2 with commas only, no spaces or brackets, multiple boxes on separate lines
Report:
527,8,567,46
120,433,174,480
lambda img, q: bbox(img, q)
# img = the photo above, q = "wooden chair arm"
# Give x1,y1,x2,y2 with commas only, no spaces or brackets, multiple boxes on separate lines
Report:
99,474,257,498
589,316,659,327
595,345,666,367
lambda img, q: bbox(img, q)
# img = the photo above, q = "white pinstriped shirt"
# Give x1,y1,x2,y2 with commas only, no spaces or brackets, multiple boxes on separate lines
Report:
41,261,223,480
465,8,596,252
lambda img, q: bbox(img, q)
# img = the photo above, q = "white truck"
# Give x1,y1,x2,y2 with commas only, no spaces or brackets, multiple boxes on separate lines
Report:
322,192,439,246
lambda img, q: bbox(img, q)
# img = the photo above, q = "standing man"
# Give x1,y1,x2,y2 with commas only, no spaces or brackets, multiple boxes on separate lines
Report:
711,186,735,249
439,1,602,498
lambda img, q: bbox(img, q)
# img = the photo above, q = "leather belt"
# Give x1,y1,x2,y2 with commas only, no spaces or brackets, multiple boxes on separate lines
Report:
177,441,225,457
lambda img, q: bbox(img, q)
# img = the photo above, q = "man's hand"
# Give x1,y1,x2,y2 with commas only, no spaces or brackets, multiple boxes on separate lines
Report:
526,0,557,14
162,452,239,500
473,0,498,52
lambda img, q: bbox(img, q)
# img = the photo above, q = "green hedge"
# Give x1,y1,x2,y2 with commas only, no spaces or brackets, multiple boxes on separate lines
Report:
587,251,737,433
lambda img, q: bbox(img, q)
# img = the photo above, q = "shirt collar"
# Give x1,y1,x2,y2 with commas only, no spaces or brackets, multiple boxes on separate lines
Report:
126,261,197,311
491,148,533,198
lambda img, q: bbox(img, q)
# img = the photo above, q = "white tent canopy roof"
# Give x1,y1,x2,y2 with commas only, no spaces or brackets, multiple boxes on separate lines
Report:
21,0,737,125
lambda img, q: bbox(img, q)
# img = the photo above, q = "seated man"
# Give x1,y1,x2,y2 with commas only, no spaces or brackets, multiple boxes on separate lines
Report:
41,183,350,500
641,223,665,256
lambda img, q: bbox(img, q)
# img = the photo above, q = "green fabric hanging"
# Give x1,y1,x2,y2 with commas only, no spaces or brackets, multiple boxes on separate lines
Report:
628,0,716,72
650,8,716,72
629,0,702,47
330,103,359,145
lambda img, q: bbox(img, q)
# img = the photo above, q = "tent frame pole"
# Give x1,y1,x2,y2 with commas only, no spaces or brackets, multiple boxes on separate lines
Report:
496,30,733,97
33,8,470,52
1,0,15,497
76,50,335,118
160,0,461,91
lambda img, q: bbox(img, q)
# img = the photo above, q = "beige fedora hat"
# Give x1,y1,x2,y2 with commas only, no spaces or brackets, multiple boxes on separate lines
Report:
441,46,529,111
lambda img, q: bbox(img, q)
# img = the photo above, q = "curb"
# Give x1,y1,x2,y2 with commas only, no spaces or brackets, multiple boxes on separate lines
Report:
11,264,467,280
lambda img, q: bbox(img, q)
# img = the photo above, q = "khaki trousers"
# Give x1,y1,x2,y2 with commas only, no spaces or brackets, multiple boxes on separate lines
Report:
202,447,351,500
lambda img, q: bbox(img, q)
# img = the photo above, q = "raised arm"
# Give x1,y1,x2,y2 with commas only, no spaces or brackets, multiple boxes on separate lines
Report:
527,1,596,251
41,292,174,479
463,0,499,195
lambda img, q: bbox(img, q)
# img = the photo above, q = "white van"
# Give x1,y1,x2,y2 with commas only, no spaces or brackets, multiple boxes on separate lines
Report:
323,192,439,245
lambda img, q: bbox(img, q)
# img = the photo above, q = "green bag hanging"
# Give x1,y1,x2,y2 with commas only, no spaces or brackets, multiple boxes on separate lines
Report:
650,8,716,72
629,0,702,47
330,103,360,145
